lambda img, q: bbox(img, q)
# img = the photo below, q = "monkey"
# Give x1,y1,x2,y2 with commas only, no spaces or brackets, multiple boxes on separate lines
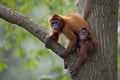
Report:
44,0,90,59
70,27,99,76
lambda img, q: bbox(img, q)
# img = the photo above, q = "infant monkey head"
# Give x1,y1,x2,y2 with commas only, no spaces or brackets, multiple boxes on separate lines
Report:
79,28,91,41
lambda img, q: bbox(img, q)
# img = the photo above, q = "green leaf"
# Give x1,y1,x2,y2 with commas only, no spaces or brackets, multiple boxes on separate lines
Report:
14,49,20,57
0,0,2,3
20,48,26,59
4,42,11,51
24,58,38,70
15,29,22,45
6,0,15,8
38,49,50,57
0,63,8,72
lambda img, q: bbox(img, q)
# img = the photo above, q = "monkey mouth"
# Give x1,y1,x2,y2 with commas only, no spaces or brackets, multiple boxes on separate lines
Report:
53,28,60,32
53,28,59,31
53,27,60,31
54,28,59,30
80,36,86,40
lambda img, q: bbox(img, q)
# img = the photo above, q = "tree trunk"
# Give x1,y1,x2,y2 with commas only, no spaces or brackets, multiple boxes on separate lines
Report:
68,0,118,80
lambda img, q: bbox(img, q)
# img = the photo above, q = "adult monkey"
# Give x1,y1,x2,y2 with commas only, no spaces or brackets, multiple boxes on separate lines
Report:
44,0,90,58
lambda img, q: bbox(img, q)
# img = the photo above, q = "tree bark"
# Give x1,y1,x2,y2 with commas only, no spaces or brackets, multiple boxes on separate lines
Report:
69,0,118,80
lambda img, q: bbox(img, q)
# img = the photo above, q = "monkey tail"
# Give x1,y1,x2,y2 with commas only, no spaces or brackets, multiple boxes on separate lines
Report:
83,0,90,19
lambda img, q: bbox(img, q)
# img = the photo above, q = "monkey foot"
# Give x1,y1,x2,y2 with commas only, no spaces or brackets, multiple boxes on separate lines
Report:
59,50,68,59
70,67,79,76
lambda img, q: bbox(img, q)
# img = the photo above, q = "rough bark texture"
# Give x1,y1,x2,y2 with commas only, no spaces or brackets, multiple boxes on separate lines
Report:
0,0,118,79
68,0,118,80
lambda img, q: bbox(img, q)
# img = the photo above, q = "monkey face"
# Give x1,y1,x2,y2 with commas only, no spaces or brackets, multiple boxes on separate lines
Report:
50,19,63,31
79,28,89,41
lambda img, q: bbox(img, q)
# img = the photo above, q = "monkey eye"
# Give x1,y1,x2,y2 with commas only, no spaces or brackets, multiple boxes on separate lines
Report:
51,22,56,24
51,20,60,24
80,31,88,37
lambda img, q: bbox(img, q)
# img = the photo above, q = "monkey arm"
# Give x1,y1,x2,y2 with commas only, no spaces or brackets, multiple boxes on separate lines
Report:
71,43,88,76
75,45,88,68
59,32,77,58
44,32,60,48
49,32,60,41
66,38,77,53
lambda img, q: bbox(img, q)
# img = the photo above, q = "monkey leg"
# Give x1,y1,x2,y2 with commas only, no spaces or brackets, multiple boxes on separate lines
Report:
59,39,77,59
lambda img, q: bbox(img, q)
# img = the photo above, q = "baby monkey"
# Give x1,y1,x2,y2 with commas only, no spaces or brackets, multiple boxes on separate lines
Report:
70,28,99,76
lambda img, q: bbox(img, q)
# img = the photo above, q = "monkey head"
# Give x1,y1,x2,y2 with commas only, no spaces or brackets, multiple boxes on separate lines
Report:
48,14,64,32
79,28,91,41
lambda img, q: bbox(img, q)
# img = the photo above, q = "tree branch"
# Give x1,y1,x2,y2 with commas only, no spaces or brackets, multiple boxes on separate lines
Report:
0,4,64,57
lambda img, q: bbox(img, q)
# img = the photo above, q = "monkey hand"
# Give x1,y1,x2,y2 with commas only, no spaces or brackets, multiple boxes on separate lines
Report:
70,67,79,76
59,50,68,59
44,36,51,48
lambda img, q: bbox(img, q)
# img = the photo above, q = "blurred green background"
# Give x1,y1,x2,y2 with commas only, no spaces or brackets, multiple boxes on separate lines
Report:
0,0,119,80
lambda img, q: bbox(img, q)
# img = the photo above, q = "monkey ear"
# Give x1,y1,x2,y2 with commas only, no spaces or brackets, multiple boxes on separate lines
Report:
88,33,92,38
87,28,91,34
86,28,92,38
